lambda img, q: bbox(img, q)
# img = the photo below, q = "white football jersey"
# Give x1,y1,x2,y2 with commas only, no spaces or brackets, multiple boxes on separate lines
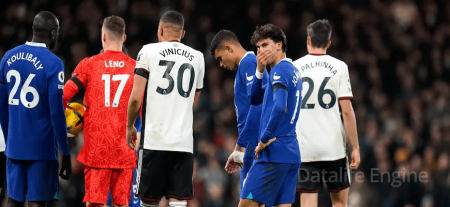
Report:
293,54,353,162
136,42,205,153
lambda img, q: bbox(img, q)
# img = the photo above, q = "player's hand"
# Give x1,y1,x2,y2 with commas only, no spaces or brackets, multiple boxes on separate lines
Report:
59,155,72,180
224,153,240,174
349,148,360,170
254,137,277,159
126,126,137,150
256,49,272,73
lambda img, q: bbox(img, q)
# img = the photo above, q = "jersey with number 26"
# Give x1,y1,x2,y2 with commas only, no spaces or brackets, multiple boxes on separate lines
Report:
72,50,136,168
0,42,65,160
136,42,205,153
293,54,353,162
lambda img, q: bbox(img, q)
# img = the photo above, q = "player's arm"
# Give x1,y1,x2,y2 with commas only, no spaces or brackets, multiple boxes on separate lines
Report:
48,60,72,180
254,71,288,159
0,57,9,141
338,63,360,169
63,59,89,107
250,49,271,105
193,54,205,109
127,72,147,147
340,100,359,169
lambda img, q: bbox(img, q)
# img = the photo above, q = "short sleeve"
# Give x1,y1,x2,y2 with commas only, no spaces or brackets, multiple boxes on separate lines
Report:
239,58,257,97
47,59,65,95
196,53,205,89
135,47,150,72
271,65,289,89
338,62,353,99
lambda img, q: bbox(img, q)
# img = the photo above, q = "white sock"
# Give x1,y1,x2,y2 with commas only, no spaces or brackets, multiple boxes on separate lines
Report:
169,201,187,207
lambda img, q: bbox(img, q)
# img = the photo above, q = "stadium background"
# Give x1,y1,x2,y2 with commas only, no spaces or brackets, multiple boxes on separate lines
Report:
1,0,450,206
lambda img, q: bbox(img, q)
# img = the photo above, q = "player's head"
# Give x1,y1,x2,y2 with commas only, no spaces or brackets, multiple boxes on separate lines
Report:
306,19,332,51
32,11,60,49
251,24,287,65
158,10,185,42
101,16,126,46
210,30,243,71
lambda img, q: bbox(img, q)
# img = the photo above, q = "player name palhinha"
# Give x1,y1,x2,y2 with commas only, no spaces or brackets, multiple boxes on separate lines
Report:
159,48,194,61
6,52,44,70
299,61,336,76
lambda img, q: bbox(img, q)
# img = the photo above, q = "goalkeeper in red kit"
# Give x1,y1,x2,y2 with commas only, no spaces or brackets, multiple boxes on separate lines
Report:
62,16,137,207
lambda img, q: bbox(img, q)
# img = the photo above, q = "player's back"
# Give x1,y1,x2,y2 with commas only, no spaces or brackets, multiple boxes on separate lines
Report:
136,42,205,153
293,54,352,162
73,50,136,168
0,42,64,160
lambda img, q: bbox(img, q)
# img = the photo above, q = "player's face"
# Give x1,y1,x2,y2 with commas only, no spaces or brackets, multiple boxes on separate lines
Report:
256,38,278,65
214,48,237,71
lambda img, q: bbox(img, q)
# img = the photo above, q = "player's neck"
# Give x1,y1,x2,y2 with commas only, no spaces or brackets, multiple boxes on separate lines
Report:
308,47,327,55
161,35,181,42
235,47,248,66
102,42,123,52
31,36,48,48
270,52,286,68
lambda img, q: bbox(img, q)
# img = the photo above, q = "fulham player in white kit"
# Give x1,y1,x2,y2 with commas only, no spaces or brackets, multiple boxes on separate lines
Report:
293,19,360,207
126,11,205,207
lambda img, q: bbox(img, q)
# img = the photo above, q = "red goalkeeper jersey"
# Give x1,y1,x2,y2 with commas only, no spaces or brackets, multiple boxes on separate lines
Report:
63,50,136,169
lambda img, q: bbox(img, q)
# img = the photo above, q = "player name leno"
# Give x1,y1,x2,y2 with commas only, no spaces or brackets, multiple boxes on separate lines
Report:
298,61,336,76
104,60,125,68
6,52,44,70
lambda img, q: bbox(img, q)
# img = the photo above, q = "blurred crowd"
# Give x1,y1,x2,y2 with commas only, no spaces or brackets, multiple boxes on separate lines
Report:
1,0,450,207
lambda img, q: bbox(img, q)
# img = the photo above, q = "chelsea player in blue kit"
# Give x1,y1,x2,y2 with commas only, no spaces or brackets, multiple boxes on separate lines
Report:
239,24,302,207
0,11,72,207
209,30,268,189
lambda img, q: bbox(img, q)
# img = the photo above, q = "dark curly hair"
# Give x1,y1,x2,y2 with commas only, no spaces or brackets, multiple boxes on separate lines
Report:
250,24,287,52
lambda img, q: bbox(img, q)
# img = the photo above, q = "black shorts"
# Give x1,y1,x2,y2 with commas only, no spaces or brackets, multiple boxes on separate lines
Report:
297,157,351,193
136,149,194,202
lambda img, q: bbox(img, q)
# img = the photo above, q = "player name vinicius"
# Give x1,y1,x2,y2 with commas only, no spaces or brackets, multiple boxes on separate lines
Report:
298,61,336,76
6,52,44,70
159,48,194,61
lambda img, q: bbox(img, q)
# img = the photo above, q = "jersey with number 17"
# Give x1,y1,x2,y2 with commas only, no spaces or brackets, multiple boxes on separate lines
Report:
70,50,136,169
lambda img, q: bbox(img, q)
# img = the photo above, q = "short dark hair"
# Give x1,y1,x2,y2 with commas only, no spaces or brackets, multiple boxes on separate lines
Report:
307,19,332,48
102,16,125,40
209,30,240,56
250,24,287,52
160,10,184,29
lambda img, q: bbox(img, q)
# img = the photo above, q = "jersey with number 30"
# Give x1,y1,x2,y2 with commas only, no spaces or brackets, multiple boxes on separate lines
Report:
136,42,205,153
70,50,136,168
293,54,353,162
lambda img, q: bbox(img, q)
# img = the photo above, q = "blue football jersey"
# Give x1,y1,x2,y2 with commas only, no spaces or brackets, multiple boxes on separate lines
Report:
257,58,302,164
234,52,268,150
0,42,67,160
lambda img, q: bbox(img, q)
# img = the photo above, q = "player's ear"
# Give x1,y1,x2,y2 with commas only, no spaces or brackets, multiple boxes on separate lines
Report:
225,45,233,53
326,41,331,49
307,37,311,46
123,34,127,43
50,30,55,40
181,30,186,39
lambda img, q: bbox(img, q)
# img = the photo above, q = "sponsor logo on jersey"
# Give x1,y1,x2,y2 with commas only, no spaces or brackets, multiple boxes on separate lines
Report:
273,72,281,80
246,73,254,81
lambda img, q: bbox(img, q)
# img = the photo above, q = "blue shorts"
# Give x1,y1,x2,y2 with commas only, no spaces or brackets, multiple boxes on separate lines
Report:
7,158,59,202
240,152,255,190
107,167,140,207
240,162,300,206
